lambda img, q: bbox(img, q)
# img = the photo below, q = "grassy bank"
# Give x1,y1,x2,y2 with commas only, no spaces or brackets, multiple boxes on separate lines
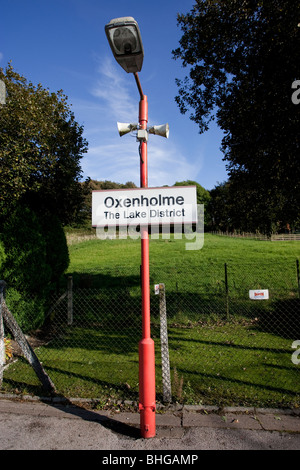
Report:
67,232,299,269
2,234,299,407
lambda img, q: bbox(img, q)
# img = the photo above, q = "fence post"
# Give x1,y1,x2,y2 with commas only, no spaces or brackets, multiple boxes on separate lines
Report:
224,263,230,320
0,281,6,387
67,275,73,325
296,260,300,299
1,298,56,393
159,283,172,403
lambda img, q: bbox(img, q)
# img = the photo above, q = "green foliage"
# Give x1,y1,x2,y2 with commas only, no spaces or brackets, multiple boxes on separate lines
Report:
77,179,138,227
0,205,70,331
174,180,211,227
1,206,51,295
0,63,82,332
173,1,300,233
0,63,88,224
208,181,233,232
0,240,6,272
174,180,210,205
5,288,45,333
39,212,70,285
1,205,70,292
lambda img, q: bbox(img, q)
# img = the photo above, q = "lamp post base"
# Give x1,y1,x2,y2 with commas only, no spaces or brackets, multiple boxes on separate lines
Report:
139,337,156,438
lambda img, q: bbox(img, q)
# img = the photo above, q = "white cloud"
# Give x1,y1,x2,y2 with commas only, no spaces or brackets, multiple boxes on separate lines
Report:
147,140,203,187
91,57,138,122
79,56,203,187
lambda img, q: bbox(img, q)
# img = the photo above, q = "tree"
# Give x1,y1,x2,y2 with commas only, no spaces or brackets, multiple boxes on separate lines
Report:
0,63,88,224
174,180,210,205
208,182,233,232
78,179,137,227
0,64,85,330
173,1,300,233
174,180,211,227
1,206,51,294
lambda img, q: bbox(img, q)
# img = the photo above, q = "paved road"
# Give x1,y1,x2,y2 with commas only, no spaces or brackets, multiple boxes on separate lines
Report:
0,397,300,452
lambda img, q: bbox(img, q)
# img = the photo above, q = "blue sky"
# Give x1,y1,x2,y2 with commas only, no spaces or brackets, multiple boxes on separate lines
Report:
1,0,228,190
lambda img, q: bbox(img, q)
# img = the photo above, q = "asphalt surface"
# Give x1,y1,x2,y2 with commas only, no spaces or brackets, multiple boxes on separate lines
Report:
0,395,300,453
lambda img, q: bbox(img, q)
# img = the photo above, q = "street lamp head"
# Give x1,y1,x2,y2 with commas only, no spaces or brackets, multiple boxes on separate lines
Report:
105,17,144,73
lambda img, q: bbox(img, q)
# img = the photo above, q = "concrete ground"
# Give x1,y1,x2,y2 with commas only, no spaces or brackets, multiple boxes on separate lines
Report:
0,395,299,451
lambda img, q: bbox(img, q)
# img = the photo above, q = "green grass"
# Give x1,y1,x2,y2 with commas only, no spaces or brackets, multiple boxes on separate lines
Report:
67,232,299,270
66,233,299,296
4,321,298,407
167,323,298,407
2,233,300,407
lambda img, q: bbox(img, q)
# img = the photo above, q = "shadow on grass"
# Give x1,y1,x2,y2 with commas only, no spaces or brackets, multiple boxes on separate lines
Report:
168,333,292,354
65,270,141,290
42,325,142,356
174,366,299,398
255,299,300,339
45,363,139,402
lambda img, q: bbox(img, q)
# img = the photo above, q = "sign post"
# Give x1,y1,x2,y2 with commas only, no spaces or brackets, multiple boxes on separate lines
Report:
103,16,197,439
92,141,197,440
136,88,156,438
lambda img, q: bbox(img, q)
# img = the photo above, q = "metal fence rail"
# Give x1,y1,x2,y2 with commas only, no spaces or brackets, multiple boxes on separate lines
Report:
1,262,300,408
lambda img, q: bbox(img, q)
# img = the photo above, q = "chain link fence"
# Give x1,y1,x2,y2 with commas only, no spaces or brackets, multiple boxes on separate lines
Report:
1,261,300,408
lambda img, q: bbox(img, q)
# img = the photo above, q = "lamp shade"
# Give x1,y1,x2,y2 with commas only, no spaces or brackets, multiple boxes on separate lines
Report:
105,17,144,73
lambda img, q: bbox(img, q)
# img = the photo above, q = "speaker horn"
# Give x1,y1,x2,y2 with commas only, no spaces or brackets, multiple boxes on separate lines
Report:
148,123,169,138
117,122,138,136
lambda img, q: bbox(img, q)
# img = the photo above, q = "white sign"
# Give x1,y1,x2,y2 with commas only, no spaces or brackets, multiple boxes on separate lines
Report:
249,289,269,300
92,186,197,227
154,284,160,295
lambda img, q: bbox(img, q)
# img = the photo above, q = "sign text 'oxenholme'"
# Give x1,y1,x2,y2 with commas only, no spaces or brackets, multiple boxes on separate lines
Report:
92,186,197,227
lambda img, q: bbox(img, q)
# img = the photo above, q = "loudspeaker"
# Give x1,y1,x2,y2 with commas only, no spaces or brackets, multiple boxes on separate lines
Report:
148,123,169,138
117,122,138,136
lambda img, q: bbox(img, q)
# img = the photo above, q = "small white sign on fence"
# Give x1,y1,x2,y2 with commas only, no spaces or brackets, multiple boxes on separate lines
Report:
249,289,269,300
154,284,160,295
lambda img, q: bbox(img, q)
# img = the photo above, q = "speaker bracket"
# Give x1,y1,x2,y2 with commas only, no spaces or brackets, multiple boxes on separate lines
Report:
136,129,148,142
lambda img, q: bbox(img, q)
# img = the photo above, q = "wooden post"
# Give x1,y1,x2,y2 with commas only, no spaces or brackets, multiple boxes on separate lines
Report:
0,282,7,387
2,299,56,393
0,290,5,387
225,263,230,320
159,283,171,403
67,275,73,325
296,260,300,299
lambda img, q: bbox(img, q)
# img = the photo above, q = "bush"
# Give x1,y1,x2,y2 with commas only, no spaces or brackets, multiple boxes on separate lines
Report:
0,240,5,273
1,206,52,295
5,288,45,333
0,205,70,332
39,212,70,286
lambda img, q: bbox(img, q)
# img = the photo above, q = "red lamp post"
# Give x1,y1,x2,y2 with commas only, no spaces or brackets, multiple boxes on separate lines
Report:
134,75,156,438
105,17,157,438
